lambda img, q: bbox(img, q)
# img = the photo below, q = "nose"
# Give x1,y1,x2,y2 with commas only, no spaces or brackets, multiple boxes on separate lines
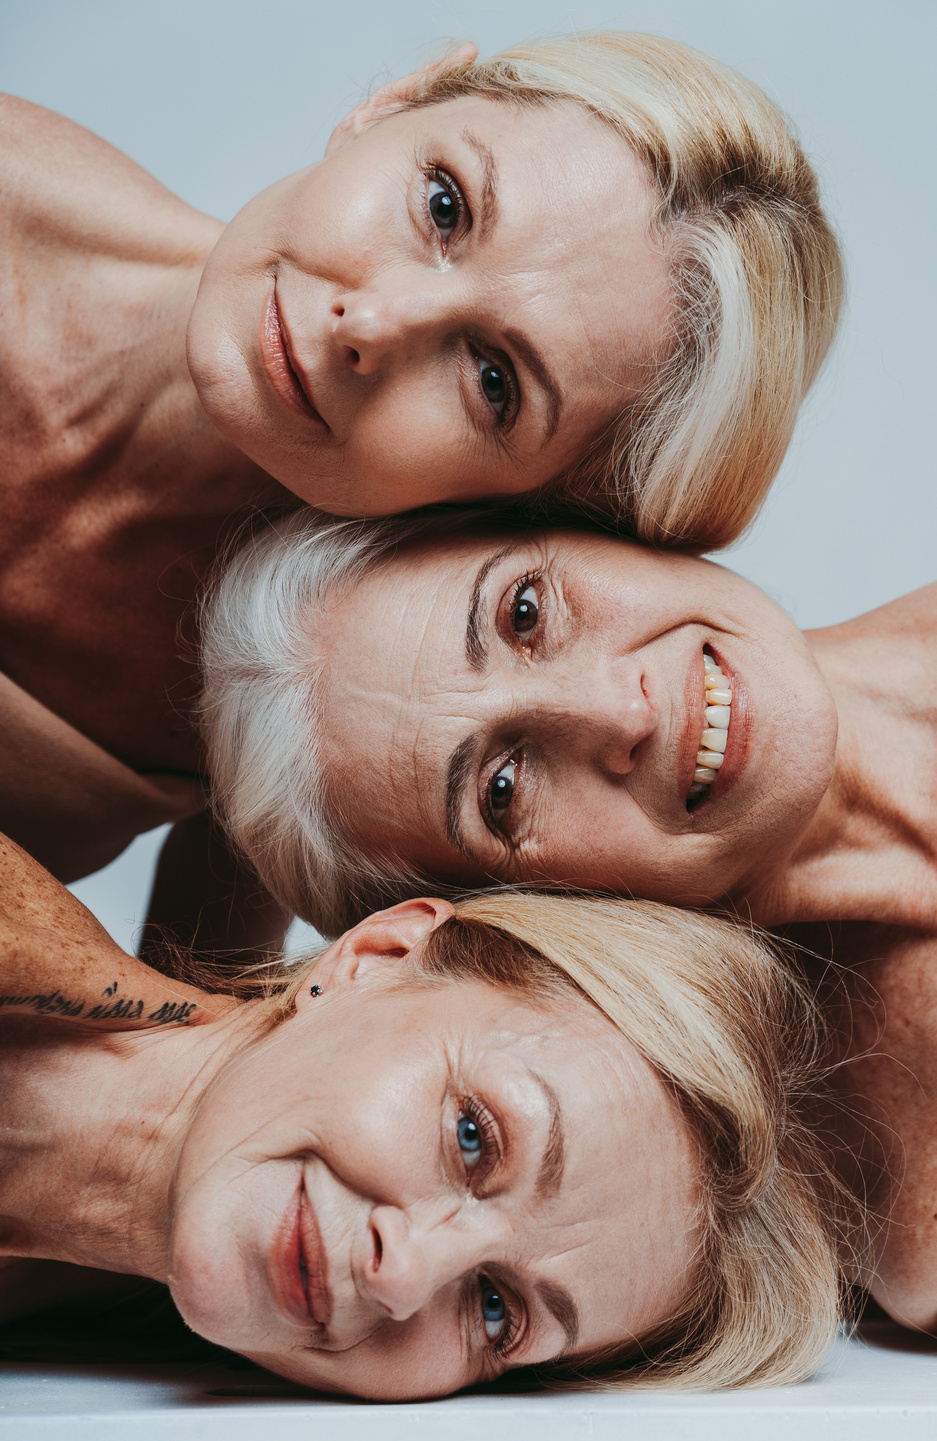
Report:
330,279,450,376
364,1203,491,1322
528,660,657,778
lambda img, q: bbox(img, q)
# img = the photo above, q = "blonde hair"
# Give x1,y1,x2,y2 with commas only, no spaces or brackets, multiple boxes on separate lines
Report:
260,892,853,1390
405,32,844,547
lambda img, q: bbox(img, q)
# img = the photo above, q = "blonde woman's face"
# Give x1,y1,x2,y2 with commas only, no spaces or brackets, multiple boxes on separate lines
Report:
168,930,699,1398
317,530,838,905
187,96,671,513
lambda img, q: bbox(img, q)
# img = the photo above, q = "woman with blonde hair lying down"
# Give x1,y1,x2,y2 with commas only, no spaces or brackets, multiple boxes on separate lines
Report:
0,832,850,1397
0,29,842,962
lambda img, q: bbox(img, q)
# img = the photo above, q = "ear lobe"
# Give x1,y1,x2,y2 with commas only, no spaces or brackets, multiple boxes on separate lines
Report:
325,43,479,158
293,898,455,1011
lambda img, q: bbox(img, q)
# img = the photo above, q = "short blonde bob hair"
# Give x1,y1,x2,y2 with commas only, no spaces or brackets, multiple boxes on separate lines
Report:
250,891,852,1391
404,32,843,548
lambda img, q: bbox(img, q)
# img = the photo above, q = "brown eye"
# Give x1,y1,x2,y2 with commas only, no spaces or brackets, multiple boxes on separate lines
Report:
512,584,539,641
490,760,516,813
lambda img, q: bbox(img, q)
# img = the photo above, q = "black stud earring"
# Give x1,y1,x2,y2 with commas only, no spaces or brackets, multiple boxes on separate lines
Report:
309,984,322,997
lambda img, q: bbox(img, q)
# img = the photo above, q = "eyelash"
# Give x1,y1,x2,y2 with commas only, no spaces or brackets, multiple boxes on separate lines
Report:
510,571,542,643
458,1101,519,1357
480,572,543,835
460,1096,499,1176
424,164,468,243
423,166,519,431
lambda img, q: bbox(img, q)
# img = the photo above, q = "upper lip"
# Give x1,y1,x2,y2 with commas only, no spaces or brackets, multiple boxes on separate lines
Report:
298,1184,332,1327
266,286,327,426
678,647,707,805
276,1180,333,1330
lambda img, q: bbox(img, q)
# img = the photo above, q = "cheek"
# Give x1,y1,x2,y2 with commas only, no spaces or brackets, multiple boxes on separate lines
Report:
272,1308,469,1400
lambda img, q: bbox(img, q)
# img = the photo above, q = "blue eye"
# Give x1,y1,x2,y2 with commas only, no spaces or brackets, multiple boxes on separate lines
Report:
480,1278,507,1341
457,1112,482,1167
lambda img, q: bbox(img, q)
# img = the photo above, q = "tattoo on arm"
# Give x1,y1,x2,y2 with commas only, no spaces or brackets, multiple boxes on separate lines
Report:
0,981,199,1025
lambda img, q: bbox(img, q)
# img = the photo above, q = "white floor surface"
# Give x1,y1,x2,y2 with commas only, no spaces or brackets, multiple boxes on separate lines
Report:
2,1326,936,1440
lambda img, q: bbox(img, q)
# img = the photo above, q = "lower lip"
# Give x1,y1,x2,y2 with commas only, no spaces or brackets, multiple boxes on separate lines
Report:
260,285,323,424
274,1182,332,1329
698,645,751,806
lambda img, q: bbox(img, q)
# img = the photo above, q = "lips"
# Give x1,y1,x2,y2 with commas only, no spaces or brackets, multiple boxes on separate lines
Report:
276,1180,332,1330
683,645,750,812
261,285,326,426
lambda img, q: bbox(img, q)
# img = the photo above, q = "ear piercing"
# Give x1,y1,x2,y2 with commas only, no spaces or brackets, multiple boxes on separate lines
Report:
309,984,322,997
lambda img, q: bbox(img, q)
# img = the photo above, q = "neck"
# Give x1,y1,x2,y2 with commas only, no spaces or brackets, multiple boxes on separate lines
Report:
740,585,937,928
0,1005,262,1282
87,247,285,520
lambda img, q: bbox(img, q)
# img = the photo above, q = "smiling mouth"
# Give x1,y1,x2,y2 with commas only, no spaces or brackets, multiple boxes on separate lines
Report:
686,651,733,809
261,286,326,427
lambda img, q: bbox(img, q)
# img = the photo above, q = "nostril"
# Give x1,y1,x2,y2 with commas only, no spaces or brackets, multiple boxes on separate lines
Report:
349,348,360,365
371,1226,383,1270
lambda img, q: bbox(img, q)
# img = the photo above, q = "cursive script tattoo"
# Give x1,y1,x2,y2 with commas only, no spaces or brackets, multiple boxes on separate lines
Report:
0,982,199,1025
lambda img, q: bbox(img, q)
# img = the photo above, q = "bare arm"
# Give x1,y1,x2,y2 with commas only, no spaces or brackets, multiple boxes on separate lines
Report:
140,811,292,968
0,831,231,1028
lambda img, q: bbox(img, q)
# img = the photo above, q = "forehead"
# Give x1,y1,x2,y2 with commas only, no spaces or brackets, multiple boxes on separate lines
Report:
373,94,672,397
318,534,518,847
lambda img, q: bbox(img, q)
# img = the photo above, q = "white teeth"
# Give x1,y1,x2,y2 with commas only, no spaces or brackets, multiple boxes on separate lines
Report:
689,651,733,806
697,749,724,769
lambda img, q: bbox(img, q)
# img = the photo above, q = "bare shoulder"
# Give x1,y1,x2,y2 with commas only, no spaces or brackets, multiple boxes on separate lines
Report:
835,928,937,1329
0,93,211,259
811,581,937,649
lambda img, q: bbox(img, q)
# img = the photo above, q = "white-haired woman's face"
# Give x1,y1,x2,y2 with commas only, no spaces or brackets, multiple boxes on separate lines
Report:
186,95,670,514
317,531,838,904
168,913,699,1398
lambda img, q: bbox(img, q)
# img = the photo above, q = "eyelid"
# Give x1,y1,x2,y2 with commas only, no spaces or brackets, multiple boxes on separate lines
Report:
468,341,519,431
422,164,471,251
457,1095,503,1182
506,570,544,648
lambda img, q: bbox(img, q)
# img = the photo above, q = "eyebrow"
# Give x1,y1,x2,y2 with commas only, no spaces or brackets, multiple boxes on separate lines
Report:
445,732,479,859
460,131,563,447
532,1073,566,1200
465,543,519,671
537,1280,580,1354
460,128,500,243
503,327,563,446
531,1075,578,1353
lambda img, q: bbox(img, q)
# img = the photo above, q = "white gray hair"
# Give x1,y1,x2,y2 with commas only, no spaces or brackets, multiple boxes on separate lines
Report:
200,508,498,935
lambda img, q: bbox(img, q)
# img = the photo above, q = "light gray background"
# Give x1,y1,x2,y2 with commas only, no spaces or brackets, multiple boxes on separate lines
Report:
2,0,933,949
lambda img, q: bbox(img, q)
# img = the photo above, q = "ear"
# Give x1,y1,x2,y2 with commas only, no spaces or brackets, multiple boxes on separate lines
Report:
293,897,455,1012
324,43,479,158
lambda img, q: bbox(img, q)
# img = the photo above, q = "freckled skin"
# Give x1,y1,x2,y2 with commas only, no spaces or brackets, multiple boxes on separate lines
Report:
0,869,702,1399
316,530,937,1336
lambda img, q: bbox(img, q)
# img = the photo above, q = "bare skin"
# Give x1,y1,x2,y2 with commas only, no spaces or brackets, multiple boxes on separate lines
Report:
0,53,669,956
4,829,937,1363
0,844,700,1399
316,531,937,931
